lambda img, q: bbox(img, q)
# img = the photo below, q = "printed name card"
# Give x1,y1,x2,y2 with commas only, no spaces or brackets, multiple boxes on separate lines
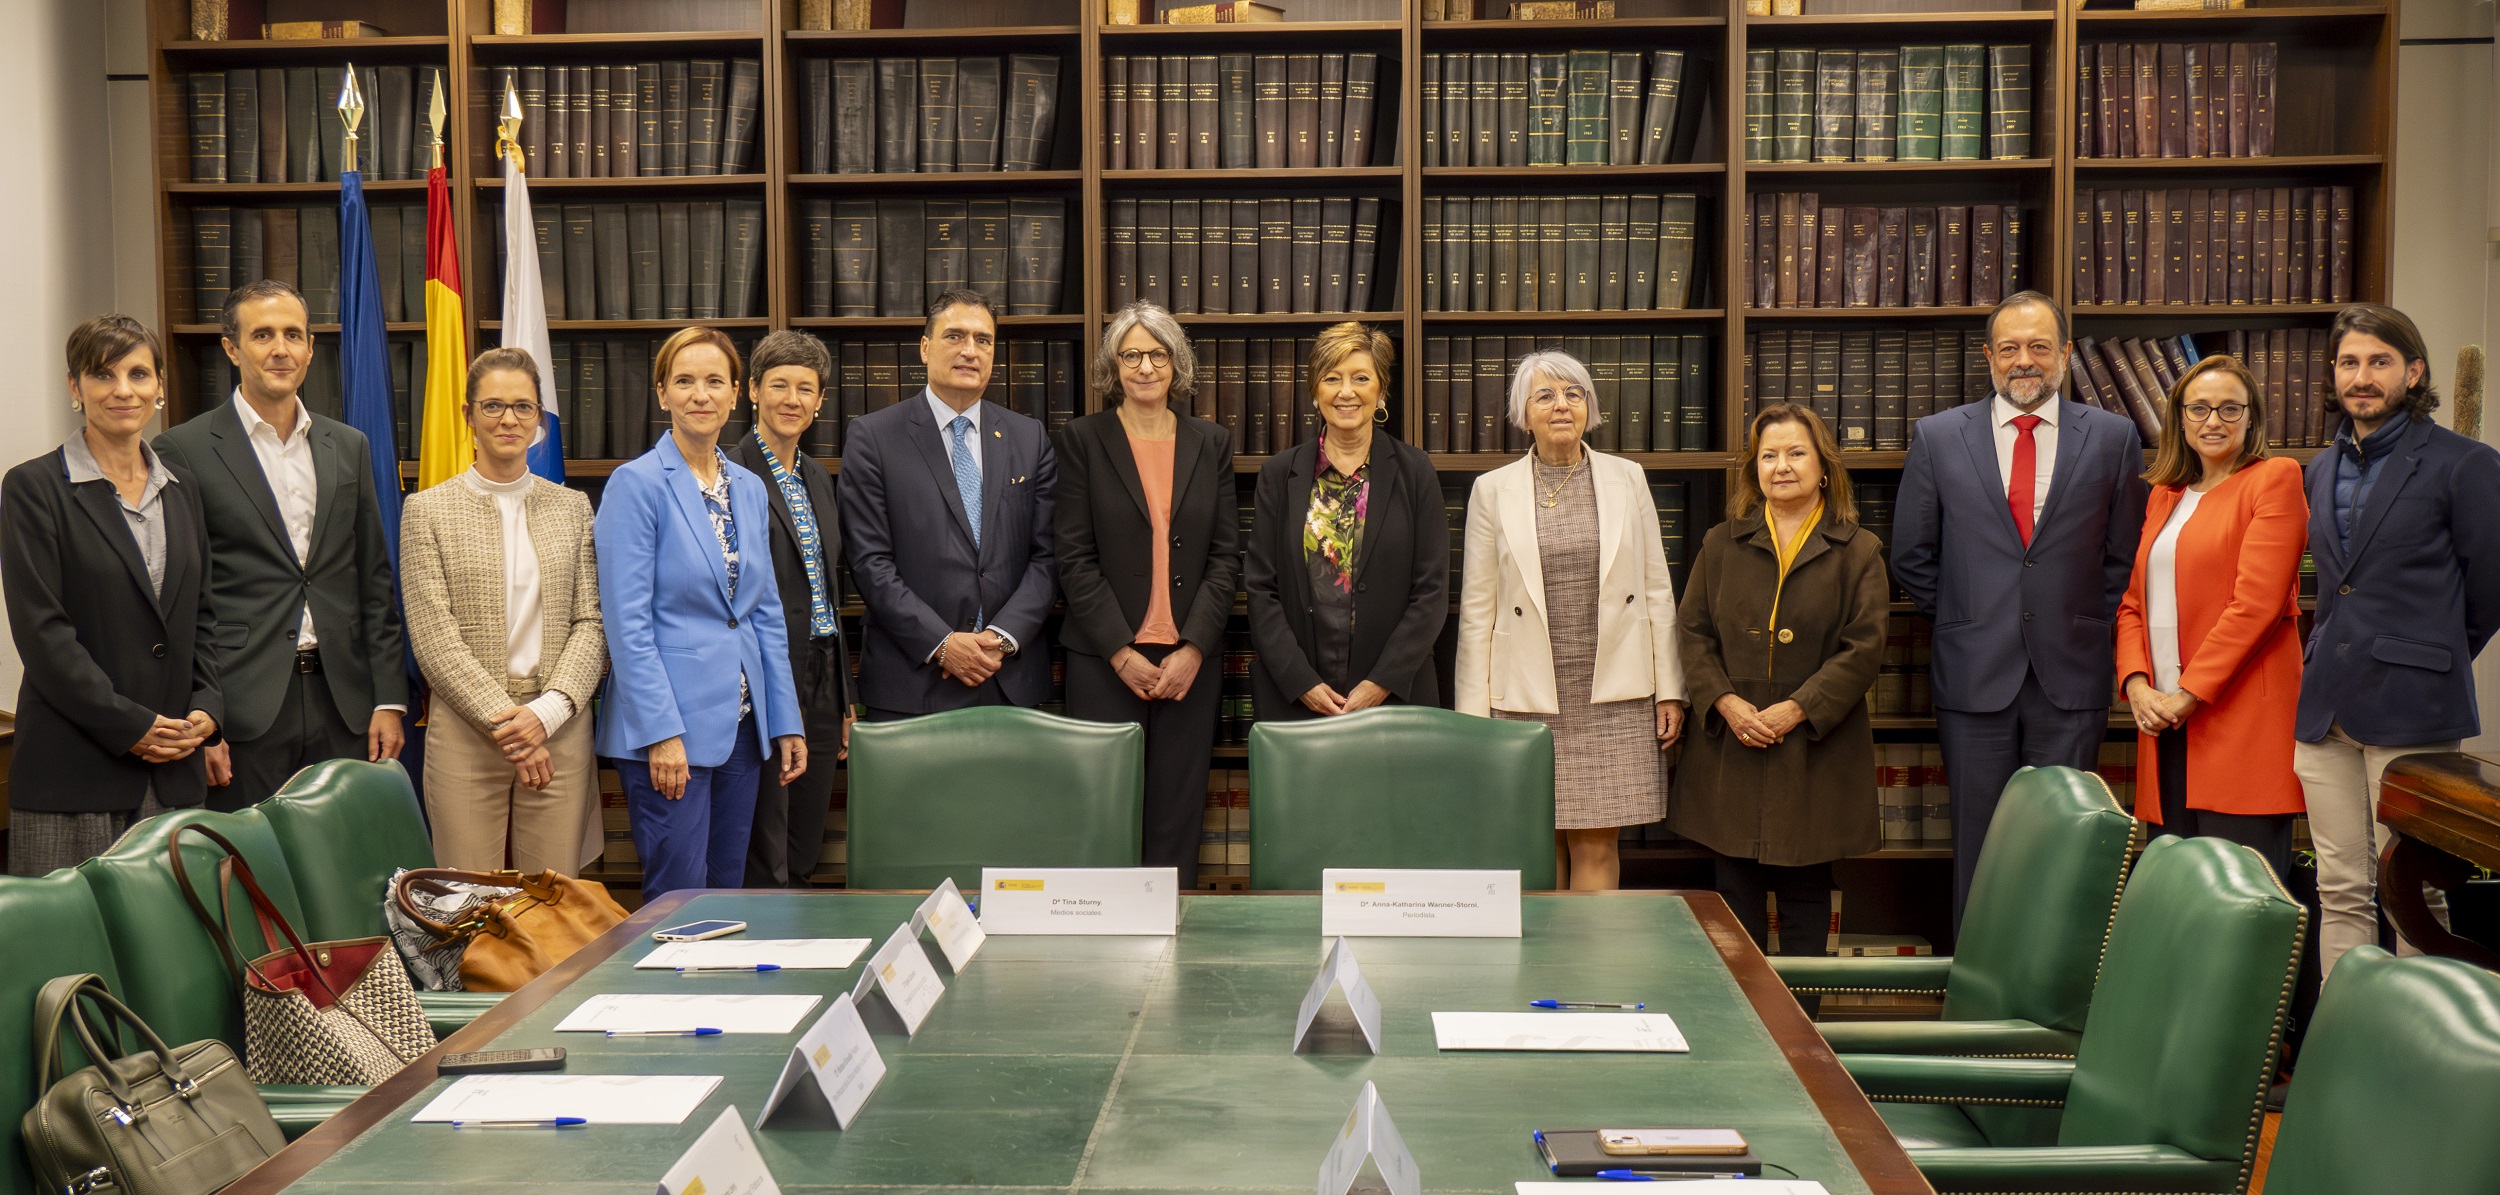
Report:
908,878,987,972
1320,869,1523,938
976,868,1179,936
852,923,945,1036
1292,937,1383,1054
1315,1080,1420,1195
755,994,886,1130
658,1106,780,1195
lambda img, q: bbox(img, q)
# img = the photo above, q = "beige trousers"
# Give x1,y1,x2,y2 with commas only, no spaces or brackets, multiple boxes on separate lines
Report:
2294,722,2456,980
424,703,598,876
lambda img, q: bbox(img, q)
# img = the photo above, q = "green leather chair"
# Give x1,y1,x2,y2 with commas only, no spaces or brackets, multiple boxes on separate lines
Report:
1775,765,2139,1058
847,706,1145,892
2259,947,2500,1195
1247,706,1556,891
1844,835,2306,1194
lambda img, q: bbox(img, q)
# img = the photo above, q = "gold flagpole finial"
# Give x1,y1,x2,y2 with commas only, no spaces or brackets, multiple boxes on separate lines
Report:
337,65,366,174
427,68,447,169
499,79,526,175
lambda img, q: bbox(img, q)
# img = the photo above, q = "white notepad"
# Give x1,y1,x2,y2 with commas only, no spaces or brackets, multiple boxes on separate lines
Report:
410,1074,723,1125
636,939,873,970
554,994,823,1035
1431,1011,1689,1052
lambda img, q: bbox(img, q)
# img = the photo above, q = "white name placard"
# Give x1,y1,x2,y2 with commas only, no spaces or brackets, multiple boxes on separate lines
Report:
1291,937,1383,1054
976,868,1178,936
1315,1080,1420,1195
658,1106,780,1195
909,878,986,972
851,923,945,1035
1320,869,1522,938
756,994,886,1130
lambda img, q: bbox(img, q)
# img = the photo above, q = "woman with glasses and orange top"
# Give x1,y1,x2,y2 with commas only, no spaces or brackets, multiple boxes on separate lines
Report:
2114,354,2309,879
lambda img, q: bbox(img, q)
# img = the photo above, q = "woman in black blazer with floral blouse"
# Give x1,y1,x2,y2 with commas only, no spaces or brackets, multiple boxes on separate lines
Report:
1245,322,1449,723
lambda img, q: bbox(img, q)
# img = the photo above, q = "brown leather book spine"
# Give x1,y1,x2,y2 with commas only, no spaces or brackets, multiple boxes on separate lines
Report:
2204,44,2229,157
2288,186,2312,304
1817,199,1844,306
1842,206,1877,307
2143,188,2167,305
2094,43,2121,158
2329,185,2354,303
2206,186,2228,300
1754,192,1778,309
2131,43,2158,163
2250,41,2276,157
1776,191,1802,307
2252,187,2276,304
2165,194,2189,304
2228,187,2252,303
1908,205,1937,307
1938,205,1968,307
2118,189,2143,305
2268,187,2292,304
2095,338,2163,442
1970,204,2002,307
1104,56,1129,170
2076,42,2096,158
2158,43,2186,158
2111,44,2135,158
2182,43,2206,158
2307,186,2330,303
1131,56,1161,167
2282,326,2305,447
2094,190,2122,304
1798,194,1822,308
2073,193,2097,305
2186,188,2208,303
2265,328,2289,429
2226,42,2251,157
1877,205,1907,307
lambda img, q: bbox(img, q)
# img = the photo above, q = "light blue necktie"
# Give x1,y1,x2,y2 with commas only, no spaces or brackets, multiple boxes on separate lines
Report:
948,414,982,549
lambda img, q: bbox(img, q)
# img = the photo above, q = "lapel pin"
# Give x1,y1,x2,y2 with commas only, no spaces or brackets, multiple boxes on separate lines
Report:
993,429,1003,438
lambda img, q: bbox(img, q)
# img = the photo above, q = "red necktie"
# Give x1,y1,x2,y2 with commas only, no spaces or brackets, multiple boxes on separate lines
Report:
2009,413,2044,546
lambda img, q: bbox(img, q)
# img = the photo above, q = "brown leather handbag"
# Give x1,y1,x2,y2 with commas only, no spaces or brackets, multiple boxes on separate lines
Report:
389,869,629,992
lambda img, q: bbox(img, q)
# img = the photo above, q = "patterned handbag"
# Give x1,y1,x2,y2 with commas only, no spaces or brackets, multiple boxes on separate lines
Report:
169,825,437,1086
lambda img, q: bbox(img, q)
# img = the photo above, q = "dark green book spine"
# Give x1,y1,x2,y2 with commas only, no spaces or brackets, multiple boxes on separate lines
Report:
1813,50,1855,162
1678,334,1709,452
1528,52,1566,167
922,199,968,310
1421,196,1442,312
575,342,606,460
1772,49,1812,162
1607,51,1643,166
1941,44,1987,161
637,63,663,177
1290,196,1322,314
1009,196,1064,316
1563,196,1601,310
192,206,231,322
1855,50,1898,163
300,205,339,323
1627,194,1660,311
968,198,1010,309
1620,335,1651,452
719,58,762,174
1639,50,1685,166
834,199,876,317
285,66,318,183
1839,330,1875,449
1219,53,1254,168
1744,49,1773,164
1897,46,1944,162
723,197,765,319
1599,193,1630,310
562,203,597,321
958,56,1003,171
1498,52,1529,169
1588,335,1621,451
188,72,227,182
1656,193,1698,310
594,203,630,320
1987,44,2033,159
799,199,832,318
1565,50,1609,166
663,61,690,175
689,201,725,317
917,57,958,174
1419,52,1441,168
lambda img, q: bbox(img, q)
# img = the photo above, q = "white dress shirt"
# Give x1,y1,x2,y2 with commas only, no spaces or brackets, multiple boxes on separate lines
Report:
460,468,575,734
917,388,1016,656
1990,392,2061,531
2146,487,2205,695
230,390,406,713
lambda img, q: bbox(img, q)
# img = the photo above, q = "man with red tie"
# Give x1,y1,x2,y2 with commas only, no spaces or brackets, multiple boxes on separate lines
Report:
1892,292,2150,927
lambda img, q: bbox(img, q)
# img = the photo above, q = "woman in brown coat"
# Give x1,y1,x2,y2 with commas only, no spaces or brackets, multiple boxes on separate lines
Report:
1674,402,1888,954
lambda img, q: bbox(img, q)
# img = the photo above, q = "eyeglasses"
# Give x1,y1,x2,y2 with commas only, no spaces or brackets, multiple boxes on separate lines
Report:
1117,348,1172,369
476,400,541,421
1529,386,1590,409
2182,403,2249,424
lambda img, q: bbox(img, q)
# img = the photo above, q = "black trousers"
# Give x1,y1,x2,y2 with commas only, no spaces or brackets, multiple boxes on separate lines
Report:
1714,852,1837,957
1064,644,1221,888
216,662,364,811
2153,727,2296,881
1935,670,2108,930
747,637,848,888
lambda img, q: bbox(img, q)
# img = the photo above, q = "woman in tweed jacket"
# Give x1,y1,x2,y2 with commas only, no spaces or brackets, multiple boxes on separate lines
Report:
401,348,607,874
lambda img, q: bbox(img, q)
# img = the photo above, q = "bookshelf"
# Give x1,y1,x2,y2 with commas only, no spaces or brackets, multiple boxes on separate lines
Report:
149,0,2394,925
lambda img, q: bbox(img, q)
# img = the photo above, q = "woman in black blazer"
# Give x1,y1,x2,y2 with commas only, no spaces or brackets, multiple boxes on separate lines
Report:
1246,322,1449,723
1054,303,1241,885
3,315,220,875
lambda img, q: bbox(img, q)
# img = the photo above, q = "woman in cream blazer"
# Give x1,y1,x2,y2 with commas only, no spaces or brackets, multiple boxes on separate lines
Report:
1456,349,1686,890
402,348,607,875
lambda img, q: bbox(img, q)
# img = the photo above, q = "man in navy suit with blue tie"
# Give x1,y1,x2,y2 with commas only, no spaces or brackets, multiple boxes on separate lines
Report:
840,289,1058,719
1893,292,2150,926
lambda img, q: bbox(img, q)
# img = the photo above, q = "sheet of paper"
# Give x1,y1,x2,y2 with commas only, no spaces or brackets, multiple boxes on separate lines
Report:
1315,1080,1420,1195
1518,1184,1827,1194
636,938,872,970
911,879,986,971
757,993,886,1130
1321,868,1522,938
554,994,823,1035
977,867,1179,935
1291,937,1383,1053
659,1105,781,1195
851,923,945,1035
409,1074,723,1125
1430,1011,1688,1052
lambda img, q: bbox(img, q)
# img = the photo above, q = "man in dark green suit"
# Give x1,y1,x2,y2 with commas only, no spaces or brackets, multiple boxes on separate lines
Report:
155,280,407,809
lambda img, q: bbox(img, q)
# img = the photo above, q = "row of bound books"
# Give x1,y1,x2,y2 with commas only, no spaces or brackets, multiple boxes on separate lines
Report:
1184,336,1382,456
796,199,1068,319
503,60,762,179
1419,49,1707,169
1423,335,1713,455
1441,480,1696,611
2070,328,2341,450
1199,769,1251,878
1743,45,2032,164
1105,197,1388,317
1745,195,2026,310
1873,745,1953,846
1741,328,1992,450
2075,42,2278,159
1422,194,1705,314
799,56,1063,175
2073,186,2354,308
1102,53,1382,171
521,201,767,323
1872,613,1938,717
188,203,424,324
184,65,439,184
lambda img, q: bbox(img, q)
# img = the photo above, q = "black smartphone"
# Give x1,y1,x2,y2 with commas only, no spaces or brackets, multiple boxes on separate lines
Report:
436,1047,567,1075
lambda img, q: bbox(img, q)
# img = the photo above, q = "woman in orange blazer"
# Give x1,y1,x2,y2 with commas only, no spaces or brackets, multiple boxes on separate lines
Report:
2115,353,2310,878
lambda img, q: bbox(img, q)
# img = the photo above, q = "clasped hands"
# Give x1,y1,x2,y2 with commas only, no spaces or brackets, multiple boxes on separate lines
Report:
2124,675,2199,733
1115,643,1204,702
1715,693,1803,749
488,705,555,790
939,629,1009,687
130,709,216,763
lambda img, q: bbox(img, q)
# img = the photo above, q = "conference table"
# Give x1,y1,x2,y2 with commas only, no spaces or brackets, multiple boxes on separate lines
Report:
229,890,1934,1194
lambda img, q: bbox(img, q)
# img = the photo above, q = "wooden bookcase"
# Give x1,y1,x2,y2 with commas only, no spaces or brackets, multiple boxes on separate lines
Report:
146,0,2394,926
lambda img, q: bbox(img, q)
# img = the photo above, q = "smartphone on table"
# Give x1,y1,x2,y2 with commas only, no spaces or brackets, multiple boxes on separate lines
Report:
651,919,747,943
1598,1128,1750,1156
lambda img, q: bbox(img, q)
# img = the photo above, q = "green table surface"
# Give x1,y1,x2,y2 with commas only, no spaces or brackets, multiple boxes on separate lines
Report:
232,891,1930,1195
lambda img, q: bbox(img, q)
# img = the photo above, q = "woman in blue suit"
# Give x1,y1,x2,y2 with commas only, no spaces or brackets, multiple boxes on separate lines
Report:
596,326,807,897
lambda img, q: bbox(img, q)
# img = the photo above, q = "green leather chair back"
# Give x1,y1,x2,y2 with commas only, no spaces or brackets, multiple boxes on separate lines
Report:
1942,765,2137,1034
847,706,1145,892
2057,835,2303,1175
2260,947,2500,1195
77,806,313,1055
0,870,127,1191
1248,707,1557,891
261,759,434,941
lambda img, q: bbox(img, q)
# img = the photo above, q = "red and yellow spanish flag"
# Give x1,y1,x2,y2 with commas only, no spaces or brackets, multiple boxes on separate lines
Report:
416,128,471,490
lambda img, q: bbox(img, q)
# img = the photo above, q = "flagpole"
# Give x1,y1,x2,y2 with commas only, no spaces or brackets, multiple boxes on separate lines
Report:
417,69,475,490
502,79,566,483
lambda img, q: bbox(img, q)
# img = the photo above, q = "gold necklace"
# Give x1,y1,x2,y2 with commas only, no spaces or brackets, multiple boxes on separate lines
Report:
1536,452,1584,508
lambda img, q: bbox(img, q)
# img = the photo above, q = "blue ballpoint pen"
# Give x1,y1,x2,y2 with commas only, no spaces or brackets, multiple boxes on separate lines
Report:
452,1117,588,1129
1595,1171,1746,1182
1530,999,1646,1010
675,964,782,973
1592,1171,1658,1181
605,1027,725,1037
